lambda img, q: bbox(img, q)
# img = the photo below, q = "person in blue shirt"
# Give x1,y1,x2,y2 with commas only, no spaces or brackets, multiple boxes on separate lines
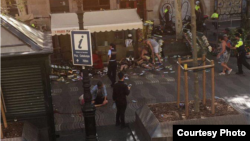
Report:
91,81,108,107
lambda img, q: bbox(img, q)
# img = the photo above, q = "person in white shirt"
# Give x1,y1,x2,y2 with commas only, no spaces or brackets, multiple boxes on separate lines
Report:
125,34,134,58
143,39,162,65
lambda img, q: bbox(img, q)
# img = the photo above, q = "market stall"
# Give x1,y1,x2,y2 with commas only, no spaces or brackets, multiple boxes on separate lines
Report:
50,9,143,65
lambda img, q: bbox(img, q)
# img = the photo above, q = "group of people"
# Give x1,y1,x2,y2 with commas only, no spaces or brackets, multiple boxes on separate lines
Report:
217,33,250,75
90,71,130,129
89,37,163,128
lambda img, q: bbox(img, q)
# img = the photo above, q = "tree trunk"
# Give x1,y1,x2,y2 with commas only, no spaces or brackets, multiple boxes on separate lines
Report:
175,0,183,39
190,0,200,113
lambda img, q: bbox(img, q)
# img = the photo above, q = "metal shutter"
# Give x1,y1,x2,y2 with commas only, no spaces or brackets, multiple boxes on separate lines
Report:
1,65,46,117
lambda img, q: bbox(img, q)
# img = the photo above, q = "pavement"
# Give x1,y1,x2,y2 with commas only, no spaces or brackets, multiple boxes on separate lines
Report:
52,55,250,132
53,20,250,140
56,125,135,141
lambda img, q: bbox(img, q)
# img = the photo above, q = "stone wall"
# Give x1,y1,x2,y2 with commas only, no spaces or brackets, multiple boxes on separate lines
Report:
146,0,211,25
27,0,50,17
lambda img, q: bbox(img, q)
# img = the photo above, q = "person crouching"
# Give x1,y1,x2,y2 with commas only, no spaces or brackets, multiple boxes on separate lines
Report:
91,81,108,107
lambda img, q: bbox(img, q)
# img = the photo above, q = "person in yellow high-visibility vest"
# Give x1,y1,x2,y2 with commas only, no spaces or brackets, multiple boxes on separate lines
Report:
164,6,171,27
195,1,201,21
31,21,37,28
231,33,250,75
211,10,219,29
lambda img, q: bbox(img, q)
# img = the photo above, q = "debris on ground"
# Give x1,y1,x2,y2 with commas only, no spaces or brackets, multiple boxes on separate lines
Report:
149,99,238,122
2,122,24,138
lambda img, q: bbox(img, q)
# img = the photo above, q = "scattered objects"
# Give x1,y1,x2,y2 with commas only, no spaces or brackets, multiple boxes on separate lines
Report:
132,100,137,103
215,96,220,99
205,69,210,73
57,77,65,82
67,75,74,79
165,65,172,69
112,103,116,109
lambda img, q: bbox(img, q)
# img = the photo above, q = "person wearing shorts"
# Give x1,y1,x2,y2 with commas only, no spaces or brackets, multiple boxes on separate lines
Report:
224,34,232,69
143,39,162,65
217,36,232,75
141,48,151,61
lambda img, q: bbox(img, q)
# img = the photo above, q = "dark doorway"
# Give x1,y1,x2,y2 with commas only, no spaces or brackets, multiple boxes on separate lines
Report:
50,0,69,13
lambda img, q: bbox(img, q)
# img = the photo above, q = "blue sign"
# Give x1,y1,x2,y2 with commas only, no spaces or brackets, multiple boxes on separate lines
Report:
70,30,93,66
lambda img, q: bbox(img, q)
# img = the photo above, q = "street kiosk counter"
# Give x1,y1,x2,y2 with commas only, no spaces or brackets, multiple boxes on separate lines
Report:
50,9,143,64
1,14,55,141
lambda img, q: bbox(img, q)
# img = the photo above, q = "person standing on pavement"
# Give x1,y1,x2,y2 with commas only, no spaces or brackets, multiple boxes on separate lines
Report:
223,34,232,64
108,43,117,87
217,36,232,75
195,1,202,25
164,6,171,28
211,10,219,29
113,72,131,128
231,33,250,75
143,39,162,65
125,34,134,58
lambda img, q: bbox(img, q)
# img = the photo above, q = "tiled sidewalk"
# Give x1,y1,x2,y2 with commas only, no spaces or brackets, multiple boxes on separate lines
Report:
51,56,250,131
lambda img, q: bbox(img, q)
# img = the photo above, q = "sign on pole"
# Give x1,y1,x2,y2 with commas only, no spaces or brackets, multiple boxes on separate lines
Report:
70,30,93,66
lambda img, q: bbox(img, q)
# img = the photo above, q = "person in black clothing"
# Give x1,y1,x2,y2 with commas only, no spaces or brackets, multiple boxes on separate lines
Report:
112,72,131,128
231,33,250,75
164,6,171,28
108,43,117,87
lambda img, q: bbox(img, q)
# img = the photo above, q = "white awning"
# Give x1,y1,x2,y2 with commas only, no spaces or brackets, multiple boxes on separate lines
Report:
51,9,143,36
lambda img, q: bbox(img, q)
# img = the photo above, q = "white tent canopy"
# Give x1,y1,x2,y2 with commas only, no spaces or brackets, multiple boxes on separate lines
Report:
51,9,143,36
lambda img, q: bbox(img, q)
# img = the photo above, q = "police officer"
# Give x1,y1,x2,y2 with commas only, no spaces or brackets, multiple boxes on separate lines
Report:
231,33,250,75
164,6,171,27
211,10,219,29
107,43,117,87
195,1,201,22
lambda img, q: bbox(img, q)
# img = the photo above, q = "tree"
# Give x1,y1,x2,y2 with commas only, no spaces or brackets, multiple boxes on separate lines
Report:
190,0,200,113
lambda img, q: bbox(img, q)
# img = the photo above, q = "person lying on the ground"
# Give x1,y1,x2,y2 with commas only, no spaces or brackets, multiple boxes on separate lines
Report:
120,57,135,71
141,47,151,61
119,58,129,72
91,81,108,107
136,59,160,70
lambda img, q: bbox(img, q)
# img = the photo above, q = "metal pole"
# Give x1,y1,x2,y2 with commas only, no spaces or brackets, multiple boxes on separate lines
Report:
184,64,189,117
202,54,206,105
177,58,181,108
211,60,215,114
76,1,98,140
190,0,200,112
